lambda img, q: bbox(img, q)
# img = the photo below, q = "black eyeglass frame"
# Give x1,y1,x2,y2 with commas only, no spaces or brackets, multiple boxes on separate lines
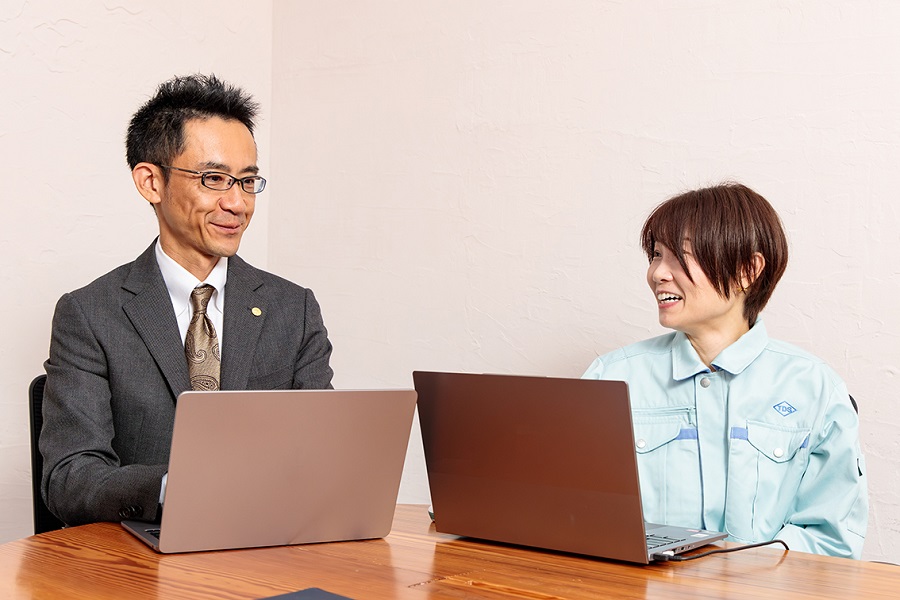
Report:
158,165,267,194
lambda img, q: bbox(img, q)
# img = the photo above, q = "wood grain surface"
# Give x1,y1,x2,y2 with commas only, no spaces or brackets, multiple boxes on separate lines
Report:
0,505,896,599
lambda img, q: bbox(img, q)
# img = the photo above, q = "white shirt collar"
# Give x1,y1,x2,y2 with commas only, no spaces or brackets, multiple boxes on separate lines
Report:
154,240,228,317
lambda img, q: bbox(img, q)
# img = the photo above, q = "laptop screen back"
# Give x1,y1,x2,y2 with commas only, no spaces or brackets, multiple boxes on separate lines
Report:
147,388,417,553
414,371,652,563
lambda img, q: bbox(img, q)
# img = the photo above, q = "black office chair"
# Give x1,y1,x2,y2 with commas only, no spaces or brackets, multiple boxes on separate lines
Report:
28,374,66,534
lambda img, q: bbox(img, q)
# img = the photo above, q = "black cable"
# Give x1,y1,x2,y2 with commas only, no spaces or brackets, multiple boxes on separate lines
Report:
652,539,789,562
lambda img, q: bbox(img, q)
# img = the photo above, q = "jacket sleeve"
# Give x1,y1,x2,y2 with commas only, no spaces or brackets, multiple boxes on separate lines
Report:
292,288,334,389
775,385,868,559
41,292,166,526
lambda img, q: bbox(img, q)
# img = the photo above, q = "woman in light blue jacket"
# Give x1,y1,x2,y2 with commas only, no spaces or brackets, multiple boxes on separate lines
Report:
583,183,867,558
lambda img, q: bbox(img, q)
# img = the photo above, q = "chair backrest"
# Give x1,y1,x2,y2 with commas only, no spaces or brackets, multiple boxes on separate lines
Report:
29,374,66,534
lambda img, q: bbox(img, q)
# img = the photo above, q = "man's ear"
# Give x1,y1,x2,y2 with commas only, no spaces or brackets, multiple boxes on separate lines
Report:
741,252,766,290
131,163,165,207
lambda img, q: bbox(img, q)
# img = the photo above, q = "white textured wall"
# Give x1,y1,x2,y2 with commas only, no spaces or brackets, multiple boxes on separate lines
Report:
0,1,272,542
270,1,900,562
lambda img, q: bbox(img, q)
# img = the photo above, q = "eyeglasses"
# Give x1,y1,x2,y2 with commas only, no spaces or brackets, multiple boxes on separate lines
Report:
158,165,267,194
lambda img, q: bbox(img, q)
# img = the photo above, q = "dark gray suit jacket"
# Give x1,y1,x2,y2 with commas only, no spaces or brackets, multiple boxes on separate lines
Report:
41,242,334,525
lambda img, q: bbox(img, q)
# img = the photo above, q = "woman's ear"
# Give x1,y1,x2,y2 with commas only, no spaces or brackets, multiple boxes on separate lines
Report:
741,252,766,290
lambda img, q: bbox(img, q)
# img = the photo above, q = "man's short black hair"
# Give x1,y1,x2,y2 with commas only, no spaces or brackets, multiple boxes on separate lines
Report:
126,74,259,171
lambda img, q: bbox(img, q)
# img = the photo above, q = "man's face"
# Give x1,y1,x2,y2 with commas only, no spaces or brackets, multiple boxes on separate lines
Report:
155,117,258,279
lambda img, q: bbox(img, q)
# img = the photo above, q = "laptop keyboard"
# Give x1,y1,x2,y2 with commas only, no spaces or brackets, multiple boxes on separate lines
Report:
145,528,161,541
646,533,683,550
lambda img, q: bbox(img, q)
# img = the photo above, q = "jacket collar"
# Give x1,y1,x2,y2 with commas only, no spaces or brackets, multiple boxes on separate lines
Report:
219,254,266,390
671,319,769,380
122,240,192,398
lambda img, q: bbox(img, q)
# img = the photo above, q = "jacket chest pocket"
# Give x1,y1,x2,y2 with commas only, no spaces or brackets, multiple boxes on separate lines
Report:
725,420,810,541
634,420,683,454
745,421,810,463
633,409,700,526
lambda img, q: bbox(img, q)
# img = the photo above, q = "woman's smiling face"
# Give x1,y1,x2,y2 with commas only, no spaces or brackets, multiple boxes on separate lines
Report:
646,239,748,339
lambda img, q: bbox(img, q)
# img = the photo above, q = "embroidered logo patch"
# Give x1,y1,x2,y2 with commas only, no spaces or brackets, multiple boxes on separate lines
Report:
773,401,797,417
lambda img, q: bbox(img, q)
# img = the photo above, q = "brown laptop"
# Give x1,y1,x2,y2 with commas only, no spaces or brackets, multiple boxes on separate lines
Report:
122,388,417,553
413,371,726,564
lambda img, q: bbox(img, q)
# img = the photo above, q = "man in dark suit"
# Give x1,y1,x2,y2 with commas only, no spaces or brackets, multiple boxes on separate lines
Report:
40,74,334,526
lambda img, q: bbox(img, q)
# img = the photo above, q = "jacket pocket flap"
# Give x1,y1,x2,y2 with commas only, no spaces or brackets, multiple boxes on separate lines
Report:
633,420,685,454
746,420,810,463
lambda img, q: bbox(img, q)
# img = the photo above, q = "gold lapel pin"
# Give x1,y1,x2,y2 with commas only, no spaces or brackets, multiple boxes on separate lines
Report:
251,307,262,317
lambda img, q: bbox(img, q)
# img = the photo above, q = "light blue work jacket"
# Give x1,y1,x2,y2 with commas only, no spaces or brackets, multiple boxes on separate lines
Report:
583,320,867,558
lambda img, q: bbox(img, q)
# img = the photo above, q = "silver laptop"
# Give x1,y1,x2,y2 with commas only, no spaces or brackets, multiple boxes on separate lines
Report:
122,388,417,553
413,371,726,564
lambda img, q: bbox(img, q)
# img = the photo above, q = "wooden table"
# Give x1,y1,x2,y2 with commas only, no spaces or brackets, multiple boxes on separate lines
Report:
0,504,896,599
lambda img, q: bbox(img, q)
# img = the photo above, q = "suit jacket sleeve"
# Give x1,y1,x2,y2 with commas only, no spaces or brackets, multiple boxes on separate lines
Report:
41,291,168,526
293,288,334,389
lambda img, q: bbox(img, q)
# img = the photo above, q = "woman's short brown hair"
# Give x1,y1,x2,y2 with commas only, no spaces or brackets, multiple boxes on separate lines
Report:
640,183,789,326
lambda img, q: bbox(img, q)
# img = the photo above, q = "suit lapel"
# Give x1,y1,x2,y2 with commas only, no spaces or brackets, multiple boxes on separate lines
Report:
220,255,266,390
122,242,191,399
